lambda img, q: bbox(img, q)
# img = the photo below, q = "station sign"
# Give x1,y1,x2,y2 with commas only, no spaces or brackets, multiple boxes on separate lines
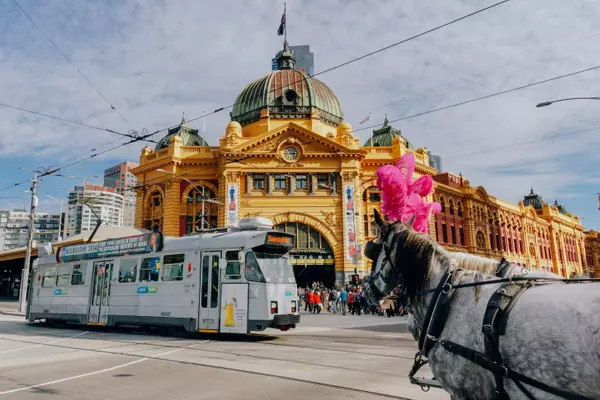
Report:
56,232,163,263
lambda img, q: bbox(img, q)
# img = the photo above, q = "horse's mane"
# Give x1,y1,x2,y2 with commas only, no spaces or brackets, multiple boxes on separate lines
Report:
449,252,500,275
390,222,502,295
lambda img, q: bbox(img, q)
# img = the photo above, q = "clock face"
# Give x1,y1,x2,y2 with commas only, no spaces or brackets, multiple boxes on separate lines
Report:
283,147,299,161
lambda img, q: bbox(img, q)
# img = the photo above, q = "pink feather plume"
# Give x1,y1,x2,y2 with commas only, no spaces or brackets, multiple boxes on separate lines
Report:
375,153,441,234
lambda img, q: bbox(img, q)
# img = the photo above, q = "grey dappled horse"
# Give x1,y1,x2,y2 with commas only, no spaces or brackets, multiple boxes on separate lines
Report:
406,253,562,342
363,210,600,400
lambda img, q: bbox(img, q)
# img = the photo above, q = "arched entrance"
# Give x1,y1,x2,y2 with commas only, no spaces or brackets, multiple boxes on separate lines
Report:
274,222,335,287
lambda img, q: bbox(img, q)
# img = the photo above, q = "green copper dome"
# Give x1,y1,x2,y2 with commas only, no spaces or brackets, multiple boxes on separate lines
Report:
363,116,412,148
553,199,568,214
230,43,343,127
523,188,544,210
155,115,208,150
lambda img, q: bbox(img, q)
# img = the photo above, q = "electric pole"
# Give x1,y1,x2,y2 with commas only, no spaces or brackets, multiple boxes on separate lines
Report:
19,173,38,313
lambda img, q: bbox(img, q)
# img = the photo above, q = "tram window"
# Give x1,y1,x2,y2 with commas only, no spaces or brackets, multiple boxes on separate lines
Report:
71,263,86,285
244,252,265,283
119,258,138,283
201,256,209,308
211,255,219,308
162,254,185,281
56,266,71,287
42,267,56,288
140,257,160,282
225,251,241,279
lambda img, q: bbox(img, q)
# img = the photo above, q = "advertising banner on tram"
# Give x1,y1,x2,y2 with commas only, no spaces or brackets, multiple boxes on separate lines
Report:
220,283,249,334
57,232,163,262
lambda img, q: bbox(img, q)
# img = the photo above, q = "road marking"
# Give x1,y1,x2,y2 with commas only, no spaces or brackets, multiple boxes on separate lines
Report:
0,346,191,395
0,330,88,355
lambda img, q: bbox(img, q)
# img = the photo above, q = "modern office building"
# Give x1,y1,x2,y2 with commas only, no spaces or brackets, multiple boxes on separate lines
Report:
104,161,138,227
64,185,124,238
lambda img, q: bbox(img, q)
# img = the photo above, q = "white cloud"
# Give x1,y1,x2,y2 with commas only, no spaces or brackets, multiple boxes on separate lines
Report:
0,0,599,228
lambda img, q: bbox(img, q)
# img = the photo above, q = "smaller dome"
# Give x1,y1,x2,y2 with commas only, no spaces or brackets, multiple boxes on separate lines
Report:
523,188,544,210
553,199,568,215
363,115,411,148
155,114,209,150
227,120,242,129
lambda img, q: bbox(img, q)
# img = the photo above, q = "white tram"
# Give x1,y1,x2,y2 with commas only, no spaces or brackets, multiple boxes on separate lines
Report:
27,217,300,333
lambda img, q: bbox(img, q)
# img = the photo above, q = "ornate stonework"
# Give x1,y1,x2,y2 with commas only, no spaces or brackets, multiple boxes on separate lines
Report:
225,172,241,183
321,211,339,229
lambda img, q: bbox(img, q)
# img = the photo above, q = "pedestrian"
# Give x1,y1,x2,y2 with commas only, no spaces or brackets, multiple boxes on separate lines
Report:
338,287,348,315
307,289,314,313
329,289,338,313
313,290,322,314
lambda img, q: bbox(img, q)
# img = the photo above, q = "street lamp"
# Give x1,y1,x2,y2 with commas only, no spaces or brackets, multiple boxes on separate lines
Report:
536,97,600,108
155,169,222,231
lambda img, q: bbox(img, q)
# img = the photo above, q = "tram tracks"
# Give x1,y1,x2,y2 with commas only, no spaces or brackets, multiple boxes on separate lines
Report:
0,334,415,400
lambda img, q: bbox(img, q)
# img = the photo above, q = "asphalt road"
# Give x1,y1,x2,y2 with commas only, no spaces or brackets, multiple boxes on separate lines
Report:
0,312,447,400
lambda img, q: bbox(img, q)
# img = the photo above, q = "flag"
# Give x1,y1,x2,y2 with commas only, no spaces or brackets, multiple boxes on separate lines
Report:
359,113,372,124
277,13,286,36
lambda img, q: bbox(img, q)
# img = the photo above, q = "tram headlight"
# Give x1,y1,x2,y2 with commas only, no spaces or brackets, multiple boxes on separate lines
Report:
270,301,278,314
291,300,297,313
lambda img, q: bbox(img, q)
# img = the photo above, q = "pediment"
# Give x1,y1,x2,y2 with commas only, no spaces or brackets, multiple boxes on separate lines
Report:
227,122,363,156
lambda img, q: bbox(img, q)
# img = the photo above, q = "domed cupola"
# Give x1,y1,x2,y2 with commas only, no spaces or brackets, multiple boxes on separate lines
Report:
230,42,344,127
363,115,412,148
155,114,209,150
523,188,544,210
553,199,568,214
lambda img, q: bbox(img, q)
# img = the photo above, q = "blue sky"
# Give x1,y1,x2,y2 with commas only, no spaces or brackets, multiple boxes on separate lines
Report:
0,0,599,230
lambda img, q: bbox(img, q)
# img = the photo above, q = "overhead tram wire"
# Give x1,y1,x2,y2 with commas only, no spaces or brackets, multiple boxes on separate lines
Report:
351,63,600,135
0,1,512,192
10,0,136,131
143,0,511,137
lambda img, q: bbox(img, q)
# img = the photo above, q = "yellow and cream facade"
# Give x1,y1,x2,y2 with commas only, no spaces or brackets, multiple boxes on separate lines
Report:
131,44,593,285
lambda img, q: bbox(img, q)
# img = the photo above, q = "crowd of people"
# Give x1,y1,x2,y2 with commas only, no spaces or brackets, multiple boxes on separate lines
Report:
298,282,407,317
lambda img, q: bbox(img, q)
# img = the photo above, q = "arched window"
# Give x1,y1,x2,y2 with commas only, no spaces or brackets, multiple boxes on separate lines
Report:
475,231,485,249
476,231,485,248
457,202,463,217
448,199,455,216
146,190,163,232
440,196,446,213
529,243,536,257
185,186,218,233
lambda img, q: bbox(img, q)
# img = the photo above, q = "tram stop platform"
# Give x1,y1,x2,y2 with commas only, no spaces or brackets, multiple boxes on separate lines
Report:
0,299,23,317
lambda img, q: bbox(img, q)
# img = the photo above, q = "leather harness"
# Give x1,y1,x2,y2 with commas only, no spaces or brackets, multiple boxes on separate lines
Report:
408,259,598,400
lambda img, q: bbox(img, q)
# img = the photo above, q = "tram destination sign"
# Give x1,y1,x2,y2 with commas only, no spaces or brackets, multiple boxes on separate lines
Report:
57,232,163,262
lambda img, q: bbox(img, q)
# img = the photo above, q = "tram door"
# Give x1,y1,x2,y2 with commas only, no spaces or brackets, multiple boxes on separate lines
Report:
198,252,221,331
88,260,113,325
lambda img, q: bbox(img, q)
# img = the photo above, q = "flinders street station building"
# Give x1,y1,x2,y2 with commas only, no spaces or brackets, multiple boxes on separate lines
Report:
131,44,600,286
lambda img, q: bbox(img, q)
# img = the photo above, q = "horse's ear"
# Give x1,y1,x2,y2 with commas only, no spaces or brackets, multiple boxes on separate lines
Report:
405,214,416,229
373,209,384,227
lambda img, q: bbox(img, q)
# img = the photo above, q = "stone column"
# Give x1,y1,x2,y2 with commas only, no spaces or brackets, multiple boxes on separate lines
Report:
267,173,273,196
330,173,337,195
245,173,252,195
288,174,295,195
309,173,317,195
162,178,181,237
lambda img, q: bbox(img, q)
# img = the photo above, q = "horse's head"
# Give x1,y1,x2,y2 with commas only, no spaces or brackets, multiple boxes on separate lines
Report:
362,209,433,307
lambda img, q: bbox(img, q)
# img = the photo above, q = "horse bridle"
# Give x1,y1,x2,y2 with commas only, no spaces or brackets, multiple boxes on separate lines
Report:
364,226,403,302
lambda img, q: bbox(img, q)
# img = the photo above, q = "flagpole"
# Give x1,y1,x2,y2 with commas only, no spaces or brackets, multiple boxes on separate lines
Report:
284,3,287,44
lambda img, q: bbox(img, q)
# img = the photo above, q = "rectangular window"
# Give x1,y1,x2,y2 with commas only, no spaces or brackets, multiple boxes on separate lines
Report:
119,258,138,282
225,251,241,279
317,174,329,189
253,174,265,190
56,265,71,287
71,263,86,285
42,267,56,288
140,257,160,282
309,229,320,249
296,175,308,190
162,254,185,281
442,223,448,243
297,223,309,249
274,175,287,190
369,192,381,202
460,227,465,246
451,226,457,245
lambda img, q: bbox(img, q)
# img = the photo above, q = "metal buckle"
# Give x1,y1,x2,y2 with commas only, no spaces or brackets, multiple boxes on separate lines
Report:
442,282,453,294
